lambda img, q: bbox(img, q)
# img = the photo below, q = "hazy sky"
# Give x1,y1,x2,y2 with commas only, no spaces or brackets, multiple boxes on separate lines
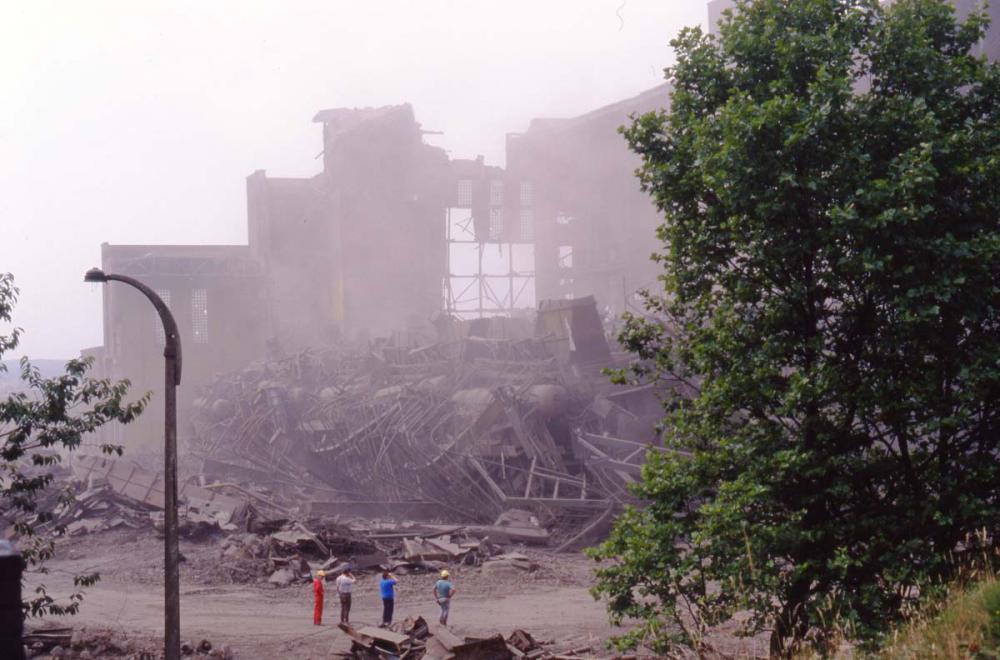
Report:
1,0,709,359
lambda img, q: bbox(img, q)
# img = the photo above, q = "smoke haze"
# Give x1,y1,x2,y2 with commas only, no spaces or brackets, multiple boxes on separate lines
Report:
0,0,710,359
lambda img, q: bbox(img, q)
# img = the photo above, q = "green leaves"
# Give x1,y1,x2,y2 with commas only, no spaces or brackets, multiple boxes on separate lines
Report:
595,0,1000,655
0,272,148,617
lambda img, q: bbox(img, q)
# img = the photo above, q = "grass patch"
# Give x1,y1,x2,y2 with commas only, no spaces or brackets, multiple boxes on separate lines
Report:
876,577,1000,659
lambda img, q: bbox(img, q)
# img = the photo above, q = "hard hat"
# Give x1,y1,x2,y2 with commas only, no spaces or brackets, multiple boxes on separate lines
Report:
440,569,449,578
316,570,326,577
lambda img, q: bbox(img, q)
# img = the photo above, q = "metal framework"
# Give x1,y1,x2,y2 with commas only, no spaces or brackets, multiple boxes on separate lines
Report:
444,207,535,319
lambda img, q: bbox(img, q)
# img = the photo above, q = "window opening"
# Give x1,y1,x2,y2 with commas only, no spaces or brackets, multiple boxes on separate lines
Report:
457,180,473,207
489,180,504,206
519,209,534,242
558,245,574,269
489,208,504,241
520,182,533,206
191,288,209,344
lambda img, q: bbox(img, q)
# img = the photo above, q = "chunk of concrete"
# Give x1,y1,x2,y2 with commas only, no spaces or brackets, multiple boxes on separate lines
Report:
267,568,295,585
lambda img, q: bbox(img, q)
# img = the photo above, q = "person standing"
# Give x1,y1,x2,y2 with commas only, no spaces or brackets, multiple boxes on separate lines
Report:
379,571,398,628
432,569,455,626
335,569,356,624
312,570,326,625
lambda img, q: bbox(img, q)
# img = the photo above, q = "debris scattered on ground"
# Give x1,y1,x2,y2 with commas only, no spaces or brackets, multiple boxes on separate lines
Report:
184,299,683,546
2,302,702,660
23,626,234,660
2,300,682,588
334,618,618,660
7,452,612,590
336,617,548,660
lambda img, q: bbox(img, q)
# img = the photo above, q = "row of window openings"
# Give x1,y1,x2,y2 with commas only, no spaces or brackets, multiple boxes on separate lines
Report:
153,257,576,345
489,208,535,242
457,180,533,207
480,208,575,242
474,205,576,243
153,289,209,345
479,209,573,266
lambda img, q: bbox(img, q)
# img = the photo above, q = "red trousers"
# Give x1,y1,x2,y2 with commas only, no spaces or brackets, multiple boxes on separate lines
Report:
314,595,323,625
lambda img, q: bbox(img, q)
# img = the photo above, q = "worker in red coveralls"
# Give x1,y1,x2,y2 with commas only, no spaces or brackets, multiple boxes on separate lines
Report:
313,569,326,625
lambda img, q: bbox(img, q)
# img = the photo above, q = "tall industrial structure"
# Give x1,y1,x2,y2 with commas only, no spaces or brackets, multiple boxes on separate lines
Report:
93,85,665,447
90,0,998,449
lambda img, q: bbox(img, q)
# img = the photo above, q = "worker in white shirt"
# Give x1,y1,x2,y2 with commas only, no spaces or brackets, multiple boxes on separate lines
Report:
335,569,356,624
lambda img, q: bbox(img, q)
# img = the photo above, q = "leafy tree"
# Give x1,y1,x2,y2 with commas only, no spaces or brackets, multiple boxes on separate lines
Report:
0,272,147,616
589,0,1000,654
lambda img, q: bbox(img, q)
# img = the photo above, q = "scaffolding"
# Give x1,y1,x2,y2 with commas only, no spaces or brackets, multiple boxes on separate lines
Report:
444,206,536,319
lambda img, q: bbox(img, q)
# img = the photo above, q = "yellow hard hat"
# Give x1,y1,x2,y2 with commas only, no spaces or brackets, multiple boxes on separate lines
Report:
316,570,326,577
440,569,449,578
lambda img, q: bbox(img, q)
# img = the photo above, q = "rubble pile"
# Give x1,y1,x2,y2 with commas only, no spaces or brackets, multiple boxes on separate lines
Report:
23,451,567,587
219,518,390,586
0,458,151,545
0,451,249,547
187,298,683,541
216,512,547,585
54,486,151,538
337,618,598,660
23,626,233,660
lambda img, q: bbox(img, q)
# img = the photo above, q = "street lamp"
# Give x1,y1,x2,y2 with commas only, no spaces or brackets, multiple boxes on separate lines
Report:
84,267,182,660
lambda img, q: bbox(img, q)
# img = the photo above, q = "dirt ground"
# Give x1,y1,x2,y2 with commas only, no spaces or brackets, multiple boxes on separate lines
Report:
24,528,776,659
24,529,621,659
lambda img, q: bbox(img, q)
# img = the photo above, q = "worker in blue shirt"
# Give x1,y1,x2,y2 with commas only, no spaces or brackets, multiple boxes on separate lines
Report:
379,571,398,627
432,569,456,625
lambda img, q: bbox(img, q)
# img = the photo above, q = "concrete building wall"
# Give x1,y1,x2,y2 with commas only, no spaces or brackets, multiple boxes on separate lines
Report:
316,104,450,339
244,105,450,349
99,244,265,451
246,171,338,350
506,85,670,316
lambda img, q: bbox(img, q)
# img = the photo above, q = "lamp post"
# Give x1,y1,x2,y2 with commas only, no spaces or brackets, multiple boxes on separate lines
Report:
84,267,182,660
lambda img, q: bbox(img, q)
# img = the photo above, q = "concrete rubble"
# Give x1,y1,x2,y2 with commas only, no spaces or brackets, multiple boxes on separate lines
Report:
184,298,685,549
337,618,601,660
0,300,691,603
215,514,546,585
1,302,688,659
22,626,235,659
29,455,547,586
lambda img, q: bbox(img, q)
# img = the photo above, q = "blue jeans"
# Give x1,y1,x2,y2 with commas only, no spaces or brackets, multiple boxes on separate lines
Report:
437,597,451,624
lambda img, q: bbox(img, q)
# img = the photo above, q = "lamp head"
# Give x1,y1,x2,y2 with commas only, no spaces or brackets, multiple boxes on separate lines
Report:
84,268,107,283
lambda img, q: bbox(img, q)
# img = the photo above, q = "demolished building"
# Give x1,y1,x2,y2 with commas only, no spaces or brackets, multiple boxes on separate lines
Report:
77,0,1000,542
87,0,999,470
184,297,686,528
90,86,671,453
